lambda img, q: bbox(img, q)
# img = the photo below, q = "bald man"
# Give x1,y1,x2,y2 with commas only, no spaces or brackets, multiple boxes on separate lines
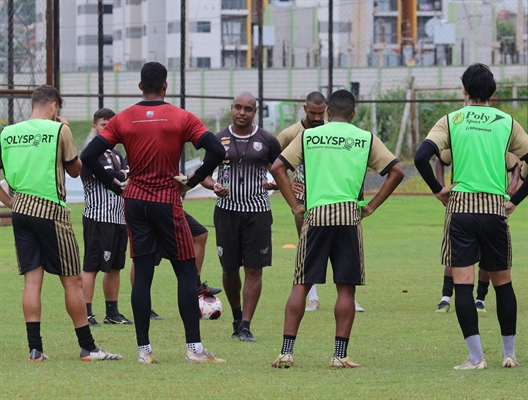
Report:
202,92,281,342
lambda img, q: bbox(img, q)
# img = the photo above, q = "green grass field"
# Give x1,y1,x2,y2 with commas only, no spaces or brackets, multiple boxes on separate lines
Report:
0,196,527,399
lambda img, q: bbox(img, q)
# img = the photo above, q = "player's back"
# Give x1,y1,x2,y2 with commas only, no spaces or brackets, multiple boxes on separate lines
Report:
102,101,207,203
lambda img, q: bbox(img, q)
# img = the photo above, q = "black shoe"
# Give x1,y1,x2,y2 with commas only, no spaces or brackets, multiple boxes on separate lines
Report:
231,320,241,339
197,281,222,296
150,309,163,320
28,349,50,362
88,315,100,327
238,327,257,342
103,314,134,325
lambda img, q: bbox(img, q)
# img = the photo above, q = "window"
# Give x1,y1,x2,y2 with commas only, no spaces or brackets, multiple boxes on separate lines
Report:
374,0,398,12
196,21,211,33
103,34,113,45
143,25,147,36
194,57,211,68
77,35,99,46
78,4,112,14
126,27,142,38
126,0,141,5
114,30,122,41
374,18,397,44
77,4,97,14
222,0,245,10
222,17,247,45
168,20,181,34
418,0,441,11
114,0,121,8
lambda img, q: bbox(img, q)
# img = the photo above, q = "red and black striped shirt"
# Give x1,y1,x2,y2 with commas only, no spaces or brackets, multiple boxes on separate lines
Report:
100,101,208,204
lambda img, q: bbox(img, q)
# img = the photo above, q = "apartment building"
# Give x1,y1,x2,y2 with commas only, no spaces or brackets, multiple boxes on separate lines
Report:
38,0,521,72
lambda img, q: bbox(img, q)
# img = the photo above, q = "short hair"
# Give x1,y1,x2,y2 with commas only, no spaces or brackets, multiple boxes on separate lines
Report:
461,63,496,102
32,85,62,110
306,91,326,105
140,62,168,93
326,90,355,117
93,108,116,124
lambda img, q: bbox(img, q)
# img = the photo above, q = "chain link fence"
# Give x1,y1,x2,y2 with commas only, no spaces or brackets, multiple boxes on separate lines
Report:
1,0,527,200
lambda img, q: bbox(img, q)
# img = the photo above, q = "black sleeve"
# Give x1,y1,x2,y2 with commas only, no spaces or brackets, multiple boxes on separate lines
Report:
186,132,225,188
414,140,443,194
510,178,528,205
80,136,123,195
268,136,282,164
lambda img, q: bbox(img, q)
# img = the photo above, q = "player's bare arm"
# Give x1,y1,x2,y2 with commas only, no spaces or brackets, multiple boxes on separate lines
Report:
270,157,305,218
196,174,229,197
0,185,13,208
362,163,404,218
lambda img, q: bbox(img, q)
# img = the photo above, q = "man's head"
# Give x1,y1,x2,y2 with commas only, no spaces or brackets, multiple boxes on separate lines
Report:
303,91,326,128
231,92,257,130
139,62,168,95
31,85,62,120
461,63,496,103
326,90,355,122
93,108,116,135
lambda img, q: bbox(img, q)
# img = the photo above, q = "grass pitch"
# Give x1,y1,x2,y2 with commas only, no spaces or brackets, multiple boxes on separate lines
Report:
0,195,527,399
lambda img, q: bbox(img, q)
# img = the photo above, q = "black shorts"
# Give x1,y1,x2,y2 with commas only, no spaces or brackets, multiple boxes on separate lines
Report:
213,207,272,271
441,212,511,271
184,211,208,237
83,217,128,273
12,212,81,276
295,223,364,285
125,198,195,261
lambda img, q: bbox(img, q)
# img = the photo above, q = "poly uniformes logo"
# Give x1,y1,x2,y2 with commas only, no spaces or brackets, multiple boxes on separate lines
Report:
451,112,464,125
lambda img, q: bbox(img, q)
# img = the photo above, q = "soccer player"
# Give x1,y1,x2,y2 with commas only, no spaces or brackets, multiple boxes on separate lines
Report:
270,89,403,369
0,85,122,362
81,108,133,327
434,150,520,313
277,91,365,313
81,62,226,364
414,63,528,370
192,91,281,342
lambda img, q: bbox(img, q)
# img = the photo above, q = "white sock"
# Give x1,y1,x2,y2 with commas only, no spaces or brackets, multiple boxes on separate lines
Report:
138,344,152,354
502,335,516,358
441,296,451,303
465,335,484,363
475,299,485,306
308,285,318,301
187,342,204,354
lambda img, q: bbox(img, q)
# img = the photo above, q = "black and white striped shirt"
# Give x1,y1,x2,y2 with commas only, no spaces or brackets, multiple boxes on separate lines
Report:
81,149,127,224
215,125,281,213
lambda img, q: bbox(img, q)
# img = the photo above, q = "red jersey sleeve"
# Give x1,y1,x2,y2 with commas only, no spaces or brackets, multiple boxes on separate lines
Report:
100,114,121,148
185,112,209,148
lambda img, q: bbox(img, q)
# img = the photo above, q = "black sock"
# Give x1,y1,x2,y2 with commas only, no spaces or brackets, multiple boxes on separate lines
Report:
105,301,119,317
232,307,242,322
239,320,250,331
476,280,490,301
495,281,517,336
281,335,296,354
75,325,96,351
26,322,43,352
197,275,201,287
86,303,93,317
454,284,479,338
442,275,454,298
334,336,349,358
